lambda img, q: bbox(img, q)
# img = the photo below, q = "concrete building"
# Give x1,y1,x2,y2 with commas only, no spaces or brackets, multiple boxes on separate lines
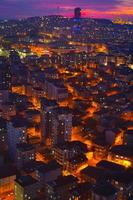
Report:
53,141,88,167
0,57,11,105
124,130,133,147
80,166,106,184
36,160,62,185
46,175,78,200
69,182,93,200
109,172,133,200
16,143,36,169
45,79,68,102
7,116,27,160
0,117,7,150
50,107,72,146
0,102,16,120
92,182,118,200
74,8,81,19
66,154,88,173
108,145,133,168
40,97,58,144
93,139,109,160
15,175,40,200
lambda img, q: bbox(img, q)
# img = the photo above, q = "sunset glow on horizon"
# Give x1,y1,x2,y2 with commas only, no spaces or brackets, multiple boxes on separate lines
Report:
0,0,133,19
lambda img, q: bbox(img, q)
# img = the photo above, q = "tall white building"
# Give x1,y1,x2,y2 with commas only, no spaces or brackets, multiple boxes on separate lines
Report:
0,117,7,150
40,98,58,144
45,79,68,102
51,107,72,146
7,116,27,160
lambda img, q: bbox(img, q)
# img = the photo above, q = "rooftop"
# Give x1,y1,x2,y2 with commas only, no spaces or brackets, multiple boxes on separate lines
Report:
96,160,125,172
70,182,93,197
23,161,45,173
44,67,58,74
53,106,72,115
108,171,133,185
17,143,35,152
68,154,87,165
41,97,58,108
46,78,65,88
81,166,106,180
16,175,38,187
10,115,28,128
0,165,17,179
48,175,77,189
125,129,133,135
110,145,133,158
37,160,61,174
55,141,88,152
93,182,117,197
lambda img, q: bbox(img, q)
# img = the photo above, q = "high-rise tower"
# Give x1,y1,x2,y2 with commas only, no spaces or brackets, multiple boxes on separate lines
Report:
74,8,81,19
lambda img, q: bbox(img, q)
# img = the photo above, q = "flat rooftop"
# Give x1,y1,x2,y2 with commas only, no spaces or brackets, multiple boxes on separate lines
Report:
16,175,38,187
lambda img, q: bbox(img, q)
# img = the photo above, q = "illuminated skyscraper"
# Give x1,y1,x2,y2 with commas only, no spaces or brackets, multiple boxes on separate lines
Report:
41,98,58,144
51,107,72,146
74,8,81,19
0,57,11,104
7,116,27,160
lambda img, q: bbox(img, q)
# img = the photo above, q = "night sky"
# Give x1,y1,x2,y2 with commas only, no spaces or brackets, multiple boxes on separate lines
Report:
0,0,133,19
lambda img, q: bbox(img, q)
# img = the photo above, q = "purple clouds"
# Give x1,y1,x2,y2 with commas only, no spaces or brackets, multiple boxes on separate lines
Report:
0,0,133,19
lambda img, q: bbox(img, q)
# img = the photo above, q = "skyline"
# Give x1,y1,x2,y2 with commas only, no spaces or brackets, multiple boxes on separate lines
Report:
0,0,133,20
